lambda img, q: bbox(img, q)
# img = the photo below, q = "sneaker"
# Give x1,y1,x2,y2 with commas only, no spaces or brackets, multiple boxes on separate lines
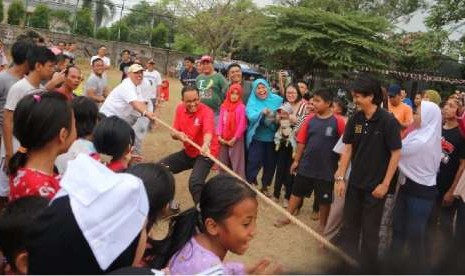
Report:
283,199,289,208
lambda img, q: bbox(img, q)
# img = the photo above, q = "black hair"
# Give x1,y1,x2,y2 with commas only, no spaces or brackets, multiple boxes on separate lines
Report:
64,64,80,76
349,74,383,105
91,57,104,66
93,116,135,161
125,163,175,229
0,196,48,273
184,56,195,63
9,92,73,175
150,175,257,269
313,88,334,104
27,46,57,72
71,97,99,138
57,41,66,46
121,49,130,55
296,79,308,87
11,41,32,65
283,83,303,103
56,54,70,64
181,85,199,98
333,97,348,115
227,63,241,73
98,45,106,49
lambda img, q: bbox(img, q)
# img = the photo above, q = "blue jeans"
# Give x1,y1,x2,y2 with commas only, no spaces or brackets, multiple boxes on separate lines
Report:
392,190,435,265
246,139,277,188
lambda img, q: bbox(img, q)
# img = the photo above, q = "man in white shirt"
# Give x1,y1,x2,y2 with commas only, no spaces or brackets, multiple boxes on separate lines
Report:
143,59,162,108
100,64,156,125
90,45,111,70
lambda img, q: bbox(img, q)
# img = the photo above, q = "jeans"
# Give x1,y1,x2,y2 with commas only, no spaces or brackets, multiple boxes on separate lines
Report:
246,139,277,188
391,190,435,267
159,150,213,203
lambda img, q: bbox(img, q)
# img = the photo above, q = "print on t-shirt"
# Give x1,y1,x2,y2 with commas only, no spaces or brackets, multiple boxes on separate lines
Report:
198,79,214,99
441,136,455,164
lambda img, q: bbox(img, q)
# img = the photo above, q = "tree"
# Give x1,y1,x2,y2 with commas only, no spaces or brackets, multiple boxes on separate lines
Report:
278,0,426,21
82,0,115,28
73,8,94,37
173,33,207,55
170,0,261,57
426,0,465,35
151,22,168,48
50,10,72,33
29,4,50,29
7,0,25,26
96,27,110,40
0,0,4,23
250,5,395,77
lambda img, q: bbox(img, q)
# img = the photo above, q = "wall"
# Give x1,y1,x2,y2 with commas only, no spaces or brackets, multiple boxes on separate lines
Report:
0,23,186,74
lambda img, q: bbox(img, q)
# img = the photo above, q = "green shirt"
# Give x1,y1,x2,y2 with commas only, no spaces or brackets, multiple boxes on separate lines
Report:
196,73,228,114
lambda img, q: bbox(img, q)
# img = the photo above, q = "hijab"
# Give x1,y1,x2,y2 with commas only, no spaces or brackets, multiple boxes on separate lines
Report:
399,101,442,186
221,84,243,140
28,154,149,274
245,79,283,147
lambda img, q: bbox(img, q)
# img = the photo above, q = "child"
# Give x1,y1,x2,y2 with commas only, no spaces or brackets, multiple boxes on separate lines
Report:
217,83,247,179
93,116,136,172
27,154,149,274
0,196,48,274
246,79,283,197
55,96,99,174
8,92,76,201
125,163,176,266
150,175,281,274
275,89,345,234
429,96,465,262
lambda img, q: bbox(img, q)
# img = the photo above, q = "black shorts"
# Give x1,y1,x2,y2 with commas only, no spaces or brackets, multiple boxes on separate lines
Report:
292,174,334,204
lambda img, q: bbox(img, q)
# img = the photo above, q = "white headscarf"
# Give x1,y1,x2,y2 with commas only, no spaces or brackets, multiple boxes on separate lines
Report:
56,153,149,270
399,101,442,186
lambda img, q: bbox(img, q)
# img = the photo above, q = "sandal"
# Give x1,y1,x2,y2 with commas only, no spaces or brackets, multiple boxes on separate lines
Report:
273,217,291,228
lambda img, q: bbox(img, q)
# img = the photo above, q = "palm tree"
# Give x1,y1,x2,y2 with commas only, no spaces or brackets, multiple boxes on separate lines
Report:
82,0,116,28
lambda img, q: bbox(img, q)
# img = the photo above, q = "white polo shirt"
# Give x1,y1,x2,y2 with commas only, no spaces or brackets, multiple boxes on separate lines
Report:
100,78,140,123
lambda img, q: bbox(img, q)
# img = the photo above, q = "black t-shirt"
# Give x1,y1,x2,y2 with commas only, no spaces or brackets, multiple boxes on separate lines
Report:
119,61,133,81
180,68,199,87
437,126,465,197
343,107,402,191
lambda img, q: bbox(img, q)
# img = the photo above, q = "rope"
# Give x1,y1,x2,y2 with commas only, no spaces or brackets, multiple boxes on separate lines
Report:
152,116,359,268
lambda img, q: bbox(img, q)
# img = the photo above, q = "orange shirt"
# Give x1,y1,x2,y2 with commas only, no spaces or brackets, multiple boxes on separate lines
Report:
389,102,413,126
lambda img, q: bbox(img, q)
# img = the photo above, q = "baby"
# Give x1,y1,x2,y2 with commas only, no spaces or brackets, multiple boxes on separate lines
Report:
274,102,297,155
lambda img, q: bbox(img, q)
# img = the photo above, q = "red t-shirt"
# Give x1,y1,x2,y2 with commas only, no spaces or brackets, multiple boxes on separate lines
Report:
173,103,219,158
9,168,60,201
107,160,127,172
55,86,74,101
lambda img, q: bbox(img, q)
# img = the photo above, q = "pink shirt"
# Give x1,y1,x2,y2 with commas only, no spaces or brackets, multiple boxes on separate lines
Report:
169,237,246,275
216,104,247,140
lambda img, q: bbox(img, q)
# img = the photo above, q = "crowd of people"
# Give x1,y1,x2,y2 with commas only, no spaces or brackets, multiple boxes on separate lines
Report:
0,30,464,275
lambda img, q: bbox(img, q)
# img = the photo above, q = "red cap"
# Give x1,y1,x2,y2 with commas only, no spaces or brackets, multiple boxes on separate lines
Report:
200,55,213,63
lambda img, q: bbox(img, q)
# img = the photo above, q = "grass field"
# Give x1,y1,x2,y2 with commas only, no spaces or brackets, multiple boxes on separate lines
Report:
94,67,340,273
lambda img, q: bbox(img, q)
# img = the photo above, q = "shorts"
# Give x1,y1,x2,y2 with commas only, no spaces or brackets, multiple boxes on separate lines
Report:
292,174,334,204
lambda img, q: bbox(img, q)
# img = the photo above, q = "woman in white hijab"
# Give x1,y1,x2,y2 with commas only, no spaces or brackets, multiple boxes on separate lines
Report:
390,101,442,271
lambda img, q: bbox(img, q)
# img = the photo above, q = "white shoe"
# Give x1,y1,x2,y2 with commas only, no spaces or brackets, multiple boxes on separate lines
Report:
283,199,289,208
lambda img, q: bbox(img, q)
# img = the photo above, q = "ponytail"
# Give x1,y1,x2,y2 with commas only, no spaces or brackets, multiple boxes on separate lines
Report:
8,152,28,175
149,207,200,269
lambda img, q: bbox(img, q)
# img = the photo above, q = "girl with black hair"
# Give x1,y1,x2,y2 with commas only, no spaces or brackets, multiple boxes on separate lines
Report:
92,116,136,172
56,96,99,174
8,92,76,201
150,175,280,274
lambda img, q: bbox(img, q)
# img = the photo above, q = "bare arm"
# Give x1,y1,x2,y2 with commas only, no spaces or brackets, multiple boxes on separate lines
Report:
129,101,156,121
372,149,401,199
335,144,352,178
86,88,105,103
3,110,14,165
